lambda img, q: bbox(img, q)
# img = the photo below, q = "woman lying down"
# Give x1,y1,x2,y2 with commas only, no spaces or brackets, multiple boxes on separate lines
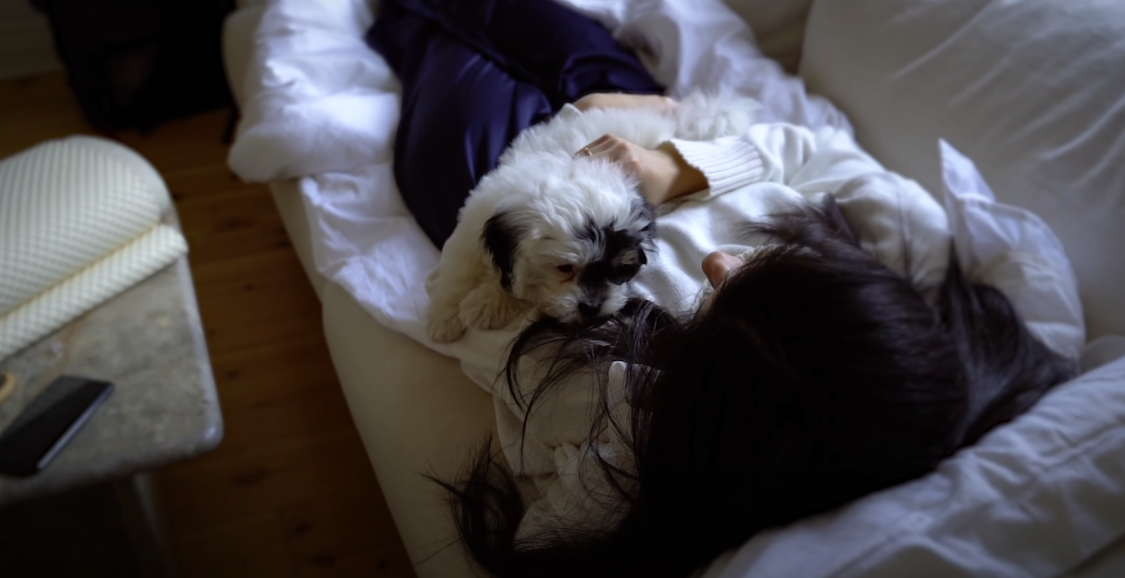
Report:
436,93,1076,578
369,1,1078,576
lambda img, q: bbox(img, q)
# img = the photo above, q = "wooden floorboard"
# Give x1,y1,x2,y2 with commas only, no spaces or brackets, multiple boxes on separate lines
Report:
0,71,415,577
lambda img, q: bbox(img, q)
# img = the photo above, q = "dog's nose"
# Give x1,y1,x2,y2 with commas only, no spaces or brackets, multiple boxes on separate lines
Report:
578,302,601,319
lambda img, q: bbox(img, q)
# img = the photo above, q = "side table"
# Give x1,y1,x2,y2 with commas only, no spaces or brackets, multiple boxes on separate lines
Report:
0,213,222,576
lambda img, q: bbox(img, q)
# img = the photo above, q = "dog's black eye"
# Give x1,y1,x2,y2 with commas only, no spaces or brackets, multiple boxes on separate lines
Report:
557,265,574,274
607,263,641,285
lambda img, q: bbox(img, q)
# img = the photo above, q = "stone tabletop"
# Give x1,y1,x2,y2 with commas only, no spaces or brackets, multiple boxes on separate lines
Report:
0,242,223,506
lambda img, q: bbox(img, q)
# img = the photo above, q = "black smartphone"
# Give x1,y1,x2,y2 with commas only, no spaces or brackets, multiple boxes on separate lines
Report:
0,376,114,476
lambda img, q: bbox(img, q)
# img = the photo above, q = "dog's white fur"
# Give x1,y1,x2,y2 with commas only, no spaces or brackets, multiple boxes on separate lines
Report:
425,92,760,343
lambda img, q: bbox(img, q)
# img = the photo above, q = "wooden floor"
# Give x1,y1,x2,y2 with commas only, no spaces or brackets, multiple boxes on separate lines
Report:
0,72,415,578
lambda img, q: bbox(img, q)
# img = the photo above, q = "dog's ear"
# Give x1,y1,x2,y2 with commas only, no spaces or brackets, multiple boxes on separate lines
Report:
482,210,525,291
630,197,657,259
631,198,657,235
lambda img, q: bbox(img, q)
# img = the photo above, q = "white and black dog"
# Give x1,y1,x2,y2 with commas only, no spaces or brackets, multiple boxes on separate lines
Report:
425,92,759,343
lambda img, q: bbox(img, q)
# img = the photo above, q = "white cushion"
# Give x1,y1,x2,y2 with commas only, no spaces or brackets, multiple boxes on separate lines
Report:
799,0,1125,339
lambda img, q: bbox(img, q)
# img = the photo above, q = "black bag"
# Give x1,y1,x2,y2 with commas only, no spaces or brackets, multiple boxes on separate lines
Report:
30,0,235,131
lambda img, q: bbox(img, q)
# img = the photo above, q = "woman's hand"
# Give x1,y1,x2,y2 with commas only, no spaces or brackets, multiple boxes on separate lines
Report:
572,93,677,114
576,134,708,205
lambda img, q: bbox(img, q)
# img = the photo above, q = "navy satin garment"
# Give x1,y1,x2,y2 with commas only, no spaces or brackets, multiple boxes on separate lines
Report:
367,0,663,248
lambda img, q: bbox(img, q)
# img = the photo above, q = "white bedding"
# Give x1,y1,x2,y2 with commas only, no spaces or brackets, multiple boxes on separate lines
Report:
227,0,1125,575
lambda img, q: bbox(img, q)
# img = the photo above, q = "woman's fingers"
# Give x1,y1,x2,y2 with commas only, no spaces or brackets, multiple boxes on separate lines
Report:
589,133,615,147
575,133,622,158
573,134,674,204
580,136,641,172
702,251,745,288
589,134,623,156
578,134,657,182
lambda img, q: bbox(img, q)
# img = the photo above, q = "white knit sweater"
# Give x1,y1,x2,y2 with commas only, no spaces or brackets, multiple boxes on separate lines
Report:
635,124,951,315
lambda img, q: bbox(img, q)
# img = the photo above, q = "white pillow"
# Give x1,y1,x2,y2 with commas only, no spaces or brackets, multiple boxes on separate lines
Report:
799,0,1125,340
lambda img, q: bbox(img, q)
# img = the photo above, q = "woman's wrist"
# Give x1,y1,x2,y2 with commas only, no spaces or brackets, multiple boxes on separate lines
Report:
649,141,708,204
573,93,678,114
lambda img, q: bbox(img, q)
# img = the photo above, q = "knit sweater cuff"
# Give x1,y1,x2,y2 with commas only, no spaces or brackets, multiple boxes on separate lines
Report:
668,136,764,197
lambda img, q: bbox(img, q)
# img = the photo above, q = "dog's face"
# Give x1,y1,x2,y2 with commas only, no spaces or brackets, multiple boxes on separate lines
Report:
481,159,655,324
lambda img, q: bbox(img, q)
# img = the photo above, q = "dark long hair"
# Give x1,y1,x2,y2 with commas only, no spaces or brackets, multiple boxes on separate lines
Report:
433,196,1077,578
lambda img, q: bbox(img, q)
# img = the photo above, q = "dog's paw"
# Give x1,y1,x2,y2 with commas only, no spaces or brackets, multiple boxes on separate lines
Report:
460,284,528,331
427,310,467,343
